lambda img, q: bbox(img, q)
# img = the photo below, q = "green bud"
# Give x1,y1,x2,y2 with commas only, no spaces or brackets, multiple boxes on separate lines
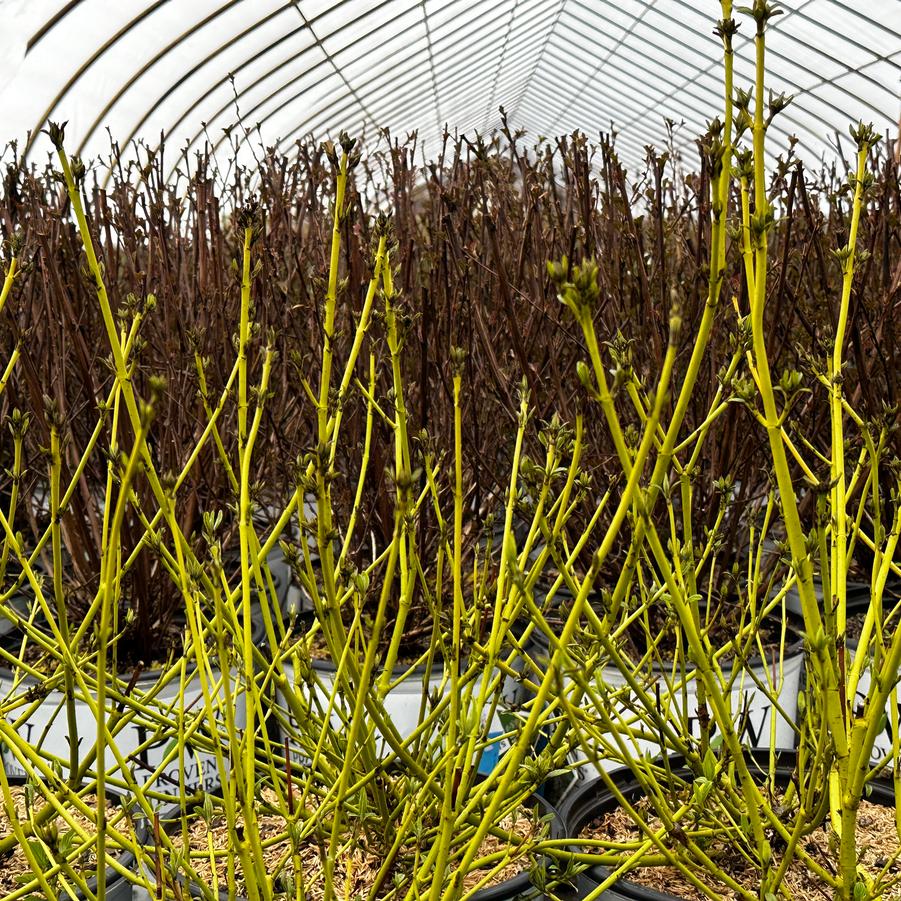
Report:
693,776,713,806
779,368,802,395
69,154,86,185
576,360,594,395
45,120,67,150
9,229,25,257
849,121,879,153
739,0,784,32
374,212,392,238
734,87,753,112
450,345,467,376
352,569,370,595
546,257,569,285
714,17,739,41
767,89,794,122
322,139,338,167
338,130,356,156
734,108,754,140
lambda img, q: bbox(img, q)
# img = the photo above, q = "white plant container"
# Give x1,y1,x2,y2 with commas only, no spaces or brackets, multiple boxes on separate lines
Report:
526,616,805,773
275,655,522,776
0,617,263,802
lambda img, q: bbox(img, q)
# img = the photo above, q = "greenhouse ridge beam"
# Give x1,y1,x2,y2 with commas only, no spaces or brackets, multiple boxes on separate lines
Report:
227,4,555,166
2,0,898,178
168,0,554,178
529,0,655,135
212,54,535,180
478,0,523,133
502,0,567,126
187,0,555,153
262,25,548,157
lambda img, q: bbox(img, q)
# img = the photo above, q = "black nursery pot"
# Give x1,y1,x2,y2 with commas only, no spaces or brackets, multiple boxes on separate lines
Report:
554,751,894,900
0,774,147,901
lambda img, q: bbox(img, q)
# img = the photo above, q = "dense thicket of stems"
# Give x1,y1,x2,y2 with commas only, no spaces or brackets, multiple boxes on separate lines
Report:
0,3,898,896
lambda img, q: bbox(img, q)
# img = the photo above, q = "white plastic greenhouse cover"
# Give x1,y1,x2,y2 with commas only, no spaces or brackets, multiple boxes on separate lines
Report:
0,0,898,178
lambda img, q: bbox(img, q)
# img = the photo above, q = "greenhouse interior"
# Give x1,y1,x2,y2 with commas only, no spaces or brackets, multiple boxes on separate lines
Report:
0,1,900,899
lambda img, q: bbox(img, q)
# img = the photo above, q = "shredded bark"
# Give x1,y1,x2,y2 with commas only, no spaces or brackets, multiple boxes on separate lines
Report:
0,787,127,895
582,792,901,900
171,789,538,899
